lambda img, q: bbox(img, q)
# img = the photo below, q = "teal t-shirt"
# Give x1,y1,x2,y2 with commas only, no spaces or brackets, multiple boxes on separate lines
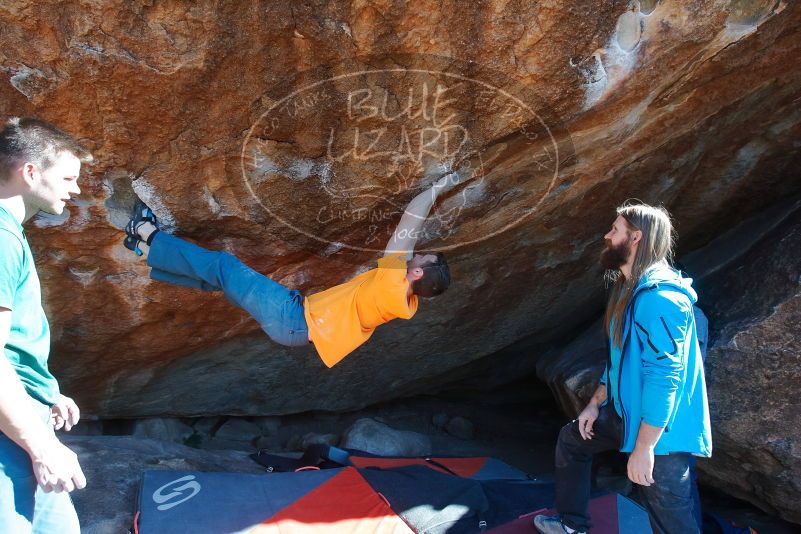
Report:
0,206,59,406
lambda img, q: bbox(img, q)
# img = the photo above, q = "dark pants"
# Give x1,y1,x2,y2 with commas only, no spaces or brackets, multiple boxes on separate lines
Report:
554,404,699,534
147,232,310,347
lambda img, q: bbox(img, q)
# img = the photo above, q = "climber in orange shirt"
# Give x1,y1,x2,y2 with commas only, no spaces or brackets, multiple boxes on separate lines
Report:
123,173,456,367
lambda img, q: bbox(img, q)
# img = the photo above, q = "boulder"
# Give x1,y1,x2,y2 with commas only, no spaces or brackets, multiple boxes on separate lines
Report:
254,434,284,452
445,416,475,440
432,412,449,430
693,203,801,525
253,416,282,436
0,1,796,419
341,418,432,456
213,419,262,443
300,432,339,449
536,321,607,418
130,418,194,444
67,419,104,437
191,416,222,436
62,435,263,534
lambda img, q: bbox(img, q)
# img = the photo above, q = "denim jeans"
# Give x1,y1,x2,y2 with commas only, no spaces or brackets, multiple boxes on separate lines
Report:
0,399,80,533
554,403,699,534
147,232,309,347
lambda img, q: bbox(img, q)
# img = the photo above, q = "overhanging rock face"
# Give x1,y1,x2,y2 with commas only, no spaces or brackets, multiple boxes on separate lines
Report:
0,2,799,421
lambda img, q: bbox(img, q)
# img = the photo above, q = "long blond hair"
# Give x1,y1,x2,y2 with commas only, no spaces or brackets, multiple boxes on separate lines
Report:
604,202,675,346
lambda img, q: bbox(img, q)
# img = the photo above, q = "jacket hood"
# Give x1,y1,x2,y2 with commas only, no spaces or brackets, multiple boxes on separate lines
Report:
635,263,698,304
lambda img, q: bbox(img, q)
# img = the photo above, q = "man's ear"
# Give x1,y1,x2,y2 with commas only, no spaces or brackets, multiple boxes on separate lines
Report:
21,162,37,186
630,230,643,245
409,267,424,281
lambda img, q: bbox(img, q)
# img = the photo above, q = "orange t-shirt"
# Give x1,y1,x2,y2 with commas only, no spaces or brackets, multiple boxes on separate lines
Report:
304,254,419,368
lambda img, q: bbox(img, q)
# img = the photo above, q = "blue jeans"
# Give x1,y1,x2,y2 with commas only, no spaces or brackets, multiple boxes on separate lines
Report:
147,232,309,347
0,400,80,533
554,403,700,534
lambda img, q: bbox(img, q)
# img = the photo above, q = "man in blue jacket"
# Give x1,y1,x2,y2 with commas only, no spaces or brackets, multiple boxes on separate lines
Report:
535,202,712,534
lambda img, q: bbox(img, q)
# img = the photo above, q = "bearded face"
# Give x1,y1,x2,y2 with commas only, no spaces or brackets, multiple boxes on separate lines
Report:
600,236,633,270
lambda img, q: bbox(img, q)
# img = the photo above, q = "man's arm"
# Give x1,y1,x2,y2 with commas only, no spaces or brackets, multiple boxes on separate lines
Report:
384,172,461,257
627,290,688,486
576,383,607,440
628,421,664,486
0,308,85,493
0,308,56,458
637,293,686,428
589,383,607,405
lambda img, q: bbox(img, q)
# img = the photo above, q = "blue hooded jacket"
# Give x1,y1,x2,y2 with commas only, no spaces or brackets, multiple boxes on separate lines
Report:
601,265,713,457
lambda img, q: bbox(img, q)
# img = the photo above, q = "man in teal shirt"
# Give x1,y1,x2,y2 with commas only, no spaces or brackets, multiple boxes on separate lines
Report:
0,117,92,532
535,203,712,534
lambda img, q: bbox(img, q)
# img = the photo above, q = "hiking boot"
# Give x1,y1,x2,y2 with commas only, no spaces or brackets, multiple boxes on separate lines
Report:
533,514,586,534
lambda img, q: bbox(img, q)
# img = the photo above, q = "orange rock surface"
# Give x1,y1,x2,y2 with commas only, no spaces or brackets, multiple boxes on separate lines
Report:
0,1,798,422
